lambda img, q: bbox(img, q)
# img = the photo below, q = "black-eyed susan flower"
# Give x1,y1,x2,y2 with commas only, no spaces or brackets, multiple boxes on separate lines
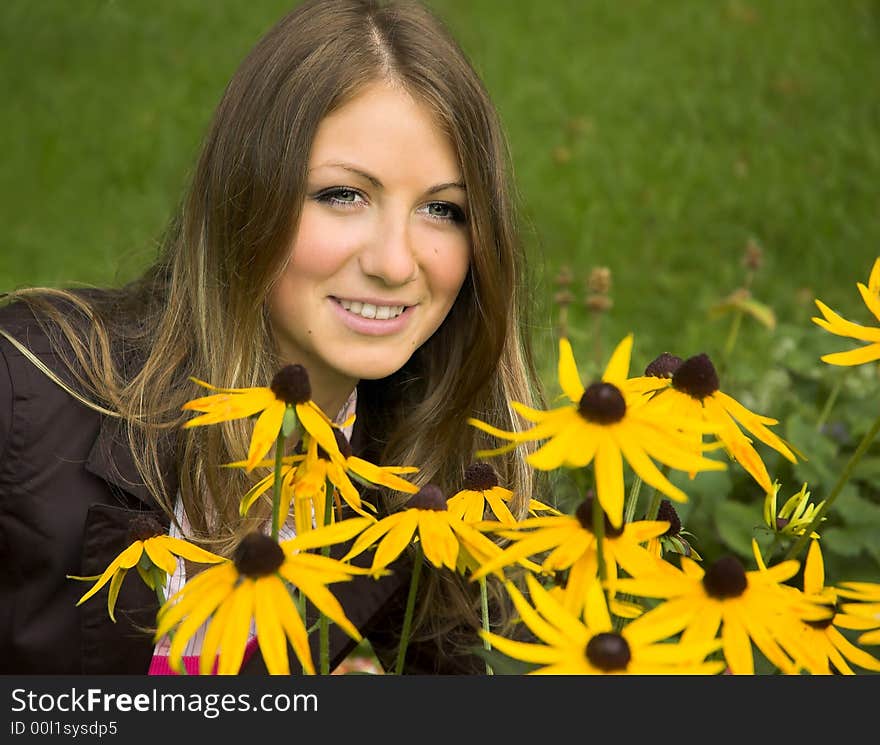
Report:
763,481,825,538
341,485,505,576
777,540,880,674
233,427,417,531
481,573,724,675
182,364,341,471
626,351,797,494
812,257,880,366
615,538,831,675
154,531,367,675
472,493,671,620
69,514,223,621
468,335,726,527
446,462,558,526
644,499,703,562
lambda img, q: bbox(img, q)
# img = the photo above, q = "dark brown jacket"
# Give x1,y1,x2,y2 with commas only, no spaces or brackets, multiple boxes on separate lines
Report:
0,298,484,675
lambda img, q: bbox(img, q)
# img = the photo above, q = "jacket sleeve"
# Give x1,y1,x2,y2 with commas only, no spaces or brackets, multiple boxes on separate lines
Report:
0,342,10,467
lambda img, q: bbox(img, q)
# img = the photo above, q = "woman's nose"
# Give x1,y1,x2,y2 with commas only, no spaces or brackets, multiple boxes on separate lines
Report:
358,212,418,286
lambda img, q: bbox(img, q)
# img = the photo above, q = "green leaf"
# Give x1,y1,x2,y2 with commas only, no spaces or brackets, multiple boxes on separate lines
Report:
470,644,539,675
281,406,299,438
714,500,762,558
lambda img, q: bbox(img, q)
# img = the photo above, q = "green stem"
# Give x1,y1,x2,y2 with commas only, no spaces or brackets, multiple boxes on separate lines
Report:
479,577,494,675
623,476,643,525
394,544,423,675
270,430,286,541
644,488,662,522
720,309,743,376
592,495,607,584
785,410,880,561
815,376,843,433
318,482,335,675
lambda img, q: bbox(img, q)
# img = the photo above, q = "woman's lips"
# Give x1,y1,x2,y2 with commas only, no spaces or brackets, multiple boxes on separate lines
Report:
329,297,414,336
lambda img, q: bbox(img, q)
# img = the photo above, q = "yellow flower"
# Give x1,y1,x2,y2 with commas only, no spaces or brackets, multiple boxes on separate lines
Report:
232,427,418,531
812,257,880,366
341,485,505,576
468,335,726,527
762,481,825,538
181,364,341,471
626,351,798,494
69,514,223,622
481,574,724,675
472,493,670,620
445,462,559,526
615,538,831,675
154,531,368,675
644,499,703,562
780,540,880,674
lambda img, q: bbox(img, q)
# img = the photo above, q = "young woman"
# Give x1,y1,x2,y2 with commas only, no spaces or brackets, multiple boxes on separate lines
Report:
0,0,543,674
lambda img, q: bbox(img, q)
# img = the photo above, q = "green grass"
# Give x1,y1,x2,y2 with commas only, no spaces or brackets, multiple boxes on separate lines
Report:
3,1,880,575
3,1,878,366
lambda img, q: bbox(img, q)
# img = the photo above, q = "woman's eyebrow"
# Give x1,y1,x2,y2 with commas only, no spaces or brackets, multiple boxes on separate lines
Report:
310,161,465,194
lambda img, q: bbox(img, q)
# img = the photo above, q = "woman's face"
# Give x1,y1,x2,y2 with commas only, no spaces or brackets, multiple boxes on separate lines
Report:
268,81,471,411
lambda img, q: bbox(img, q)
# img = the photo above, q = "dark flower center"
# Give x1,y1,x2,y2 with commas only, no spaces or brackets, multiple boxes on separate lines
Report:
586,632,631,672
463,462,499,491
575,493,624,538
702,555,747,599
317,428,353,461
805,603,837,630
270,364,312,405
655,499,682,537
671,353,719,400
128,514,164,543
578,382,626,424
233,532,285,578
645,352,683,378
775,517,790,531
407,484,447,511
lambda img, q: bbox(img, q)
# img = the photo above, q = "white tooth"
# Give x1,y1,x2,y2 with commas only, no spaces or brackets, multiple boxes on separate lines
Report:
395,305,404,316
360,303,377,318
375,305,391,320
339,299,352,310
348,301,363,314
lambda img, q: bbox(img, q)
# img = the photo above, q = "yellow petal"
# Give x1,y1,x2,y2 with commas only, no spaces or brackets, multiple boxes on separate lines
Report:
298,402,343,461
821,343,880,367
283,517,373,553
75,542,143,607
199,591,235,676
593,438,625,528
418,512,460,570
557,337,585,402
142,539,179,577
246,400,287,471
372,513,420,571
217,581,256,675
293,573,362,642
254,578,291,675
106,569,127,623
813,299,880,341
601,333,634,386
803,539,825,595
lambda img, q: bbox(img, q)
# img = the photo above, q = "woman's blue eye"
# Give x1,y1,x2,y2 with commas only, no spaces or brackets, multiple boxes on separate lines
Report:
425,202,466,223
315,187,363,207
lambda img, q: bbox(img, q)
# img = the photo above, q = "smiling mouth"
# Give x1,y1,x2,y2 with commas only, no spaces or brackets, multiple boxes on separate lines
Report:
336,299,408,320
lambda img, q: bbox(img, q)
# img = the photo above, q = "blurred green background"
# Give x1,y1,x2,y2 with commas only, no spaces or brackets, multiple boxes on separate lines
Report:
2,0,880,577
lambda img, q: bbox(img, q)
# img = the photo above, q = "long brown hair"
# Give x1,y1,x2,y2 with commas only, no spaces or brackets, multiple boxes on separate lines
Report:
1,0,544,665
